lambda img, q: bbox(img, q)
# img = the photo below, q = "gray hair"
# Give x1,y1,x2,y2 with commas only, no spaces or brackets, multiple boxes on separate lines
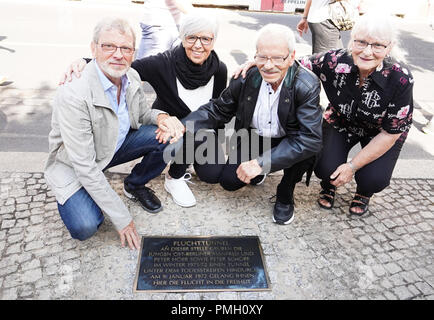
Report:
93,17,136,47
348,12,399,58
179,12,219,40
256,24,296,52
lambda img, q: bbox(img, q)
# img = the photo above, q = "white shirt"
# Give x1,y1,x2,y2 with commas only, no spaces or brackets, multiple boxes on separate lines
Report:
307,0,330,23
176,76,214,112
251,80,286,138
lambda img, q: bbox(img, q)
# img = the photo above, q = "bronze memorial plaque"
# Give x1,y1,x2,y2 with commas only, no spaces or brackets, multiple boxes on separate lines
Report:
134,236,271,292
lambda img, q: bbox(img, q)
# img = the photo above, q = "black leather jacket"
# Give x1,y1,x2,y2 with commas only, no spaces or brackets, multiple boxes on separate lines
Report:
182,60,323,174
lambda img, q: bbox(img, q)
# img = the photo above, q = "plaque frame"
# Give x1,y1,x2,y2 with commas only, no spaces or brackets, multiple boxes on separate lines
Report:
133,235,271,293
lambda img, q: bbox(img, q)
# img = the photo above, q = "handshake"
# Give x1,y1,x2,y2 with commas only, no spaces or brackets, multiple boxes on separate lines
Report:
155,113,185,145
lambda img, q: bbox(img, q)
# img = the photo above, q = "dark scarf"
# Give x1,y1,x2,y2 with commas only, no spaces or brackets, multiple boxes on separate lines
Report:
173,44,220,90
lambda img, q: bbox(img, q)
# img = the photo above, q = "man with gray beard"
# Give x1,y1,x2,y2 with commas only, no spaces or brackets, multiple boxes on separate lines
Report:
45,18,183,249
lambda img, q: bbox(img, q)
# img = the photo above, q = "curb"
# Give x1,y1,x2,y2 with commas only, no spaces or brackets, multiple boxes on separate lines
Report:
1,152,433,179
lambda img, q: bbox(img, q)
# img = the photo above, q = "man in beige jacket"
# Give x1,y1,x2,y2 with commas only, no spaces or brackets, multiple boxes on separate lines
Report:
45,18,183,250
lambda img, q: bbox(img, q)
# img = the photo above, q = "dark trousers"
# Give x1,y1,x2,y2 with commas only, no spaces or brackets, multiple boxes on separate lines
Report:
314,122,404,198
168,130,226,184
219,130,315,205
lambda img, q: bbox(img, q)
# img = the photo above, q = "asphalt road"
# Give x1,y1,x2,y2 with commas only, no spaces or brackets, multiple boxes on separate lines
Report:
0,0,433,166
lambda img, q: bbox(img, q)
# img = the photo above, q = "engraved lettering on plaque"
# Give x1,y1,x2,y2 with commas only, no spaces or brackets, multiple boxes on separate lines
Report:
134,236,270,292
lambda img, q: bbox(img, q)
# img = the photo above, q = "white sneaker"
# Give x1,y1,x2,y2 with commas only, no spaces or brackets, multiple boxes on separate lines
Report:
164,173,196,207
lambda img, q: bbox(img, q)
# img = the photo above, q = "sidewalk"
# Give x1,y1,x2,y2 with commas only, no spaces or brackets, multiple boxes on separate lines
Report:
0,169,433,299
0,2,433,301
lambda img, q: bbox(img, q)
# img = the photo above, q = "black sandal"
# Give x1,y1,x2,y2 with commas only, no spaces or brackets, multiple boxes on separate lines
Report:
349,194,370,216
317,188,336,210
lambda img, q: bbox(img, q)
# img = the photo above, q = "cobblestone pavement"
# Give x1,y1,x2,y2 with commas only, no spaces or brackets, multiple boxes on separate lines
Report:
0,171,433,300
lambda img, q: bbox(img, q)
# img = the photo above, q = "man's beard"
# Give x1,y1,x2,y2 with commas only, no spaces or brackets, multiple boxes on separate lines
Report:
100,60,130,78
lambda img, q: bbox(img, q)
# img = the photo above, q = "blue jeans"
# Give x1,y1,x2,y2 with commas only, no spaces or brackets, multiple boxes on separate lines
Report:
57,125,168,240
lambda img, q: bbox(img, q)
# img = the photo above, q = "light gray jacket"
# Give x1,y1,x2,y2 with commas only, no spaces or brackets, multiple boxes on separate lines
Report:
45,60,161,231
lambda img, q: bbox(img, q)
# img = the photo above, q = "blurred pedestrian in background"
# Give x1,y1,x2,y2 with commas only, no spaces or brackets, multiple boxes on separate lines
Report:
137,0,193,59
297,0,359,54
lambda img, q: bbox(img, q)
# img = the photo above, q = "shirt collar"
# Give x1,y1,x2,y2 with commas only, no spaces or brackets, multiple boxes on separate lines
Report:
94,60,130,92
344,53,389,89
373,57,398,89
262,71,287,95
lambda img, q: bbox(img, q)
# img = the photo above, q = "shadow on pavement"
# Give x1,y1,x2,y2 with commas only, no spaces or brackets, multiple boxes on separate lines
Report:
398,29,434,72
0,35,15,53
0,84,54,152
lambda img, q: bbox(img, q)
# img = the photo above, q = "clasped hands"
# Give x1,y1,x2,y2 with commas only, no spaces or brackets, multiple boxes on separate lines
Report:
156,114,185,144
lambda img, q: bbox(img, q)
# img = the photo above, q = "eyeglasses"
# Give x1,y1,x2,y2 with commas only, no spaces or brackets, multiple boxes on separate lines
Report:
353,40,389,54
185,35,214,46
98,43,135,56
254,54,290,66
